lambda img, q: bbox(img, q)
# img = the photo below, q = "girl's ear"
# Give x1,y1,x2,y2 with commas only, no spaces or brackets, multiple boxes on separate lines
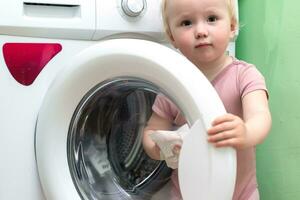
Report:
170,36,177,48
168,32,178,49
229,19,238,41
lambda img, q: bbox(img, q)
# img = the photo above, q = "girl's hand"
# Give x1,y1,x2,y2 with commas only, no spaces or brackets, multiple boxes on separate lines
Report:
207,113,249,149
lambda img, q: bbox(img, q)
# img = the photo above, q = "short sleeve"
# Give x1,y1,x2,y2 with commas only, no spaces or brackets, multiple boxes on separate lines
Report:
152,94,180,122
238,65,268,99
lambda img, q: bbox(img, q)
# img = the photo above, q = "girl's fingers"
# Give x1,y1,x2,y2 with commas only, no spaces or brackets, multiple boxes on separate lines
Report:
214,138,237,148
207,131,233,142
208,123,233,135
211,114,235,126
172,144,181,155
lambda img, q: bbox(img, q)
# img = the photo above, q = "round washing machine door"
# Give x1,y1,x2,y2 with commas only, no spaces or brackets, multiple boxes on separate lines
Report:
35,39,236,200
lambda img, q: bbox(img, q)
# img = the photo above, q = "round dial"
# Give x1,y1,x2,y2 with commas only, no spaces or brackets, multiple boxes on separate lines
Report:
121,0,146,17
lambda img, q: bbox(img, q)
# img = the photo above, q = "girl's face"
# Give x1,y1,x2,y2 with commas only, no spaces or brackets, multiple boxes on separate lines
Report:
166,0,236,67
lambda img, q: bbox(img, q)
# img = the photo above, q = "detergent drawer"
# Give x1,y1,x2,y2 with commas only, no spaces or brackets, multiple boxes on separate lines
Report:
0,0,95,40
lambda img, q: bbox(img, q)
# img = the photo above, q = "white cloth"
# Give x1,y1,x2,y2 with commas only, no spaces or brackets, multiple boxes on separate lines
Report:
149,124,189,169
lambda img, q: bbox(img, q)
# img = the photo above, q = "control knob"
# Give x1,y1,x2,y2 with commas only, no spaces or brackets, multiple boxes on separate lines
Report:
121,0,146,17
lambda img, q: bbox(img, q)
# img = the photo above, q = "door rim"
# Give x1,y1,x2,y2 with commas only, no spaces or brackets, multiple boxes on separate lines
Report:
35,38,236,200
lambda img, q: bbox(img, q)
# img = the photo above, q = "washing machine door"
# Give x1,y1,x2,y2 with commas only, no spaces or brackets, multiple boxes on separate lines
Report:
35,39,236,200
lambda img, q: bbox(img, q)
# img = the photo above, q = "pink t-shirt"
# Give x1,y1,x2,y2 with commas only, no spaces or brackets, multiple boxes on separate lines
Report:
152,58,268,200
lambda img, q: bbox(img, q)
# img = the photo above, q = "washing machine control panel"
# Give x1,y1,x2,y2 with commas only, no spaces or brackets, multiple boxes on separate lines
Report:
0,0,165,41
93,0,165,41
121,0,146,17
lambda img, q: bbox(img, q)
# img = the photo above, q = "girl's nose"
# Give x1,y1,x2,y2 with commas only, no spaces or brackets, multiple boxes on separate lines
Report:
195,23,208,39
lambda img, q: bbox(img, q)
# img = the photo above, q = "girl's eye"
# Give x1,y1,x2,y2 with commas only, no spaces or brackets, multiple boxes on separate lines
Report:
207,16,217,22
180,20,192,26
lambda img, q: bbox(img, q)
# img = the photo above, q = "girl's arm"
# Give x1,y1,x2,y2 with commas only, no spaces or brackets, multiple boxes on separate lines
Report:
207,90,272,149
143,112,173,160
241,90,272,148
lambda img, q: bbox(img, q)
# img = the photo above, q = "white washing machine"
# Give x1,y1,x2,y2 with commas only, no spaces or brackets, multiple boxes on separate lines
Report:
0,0,236,199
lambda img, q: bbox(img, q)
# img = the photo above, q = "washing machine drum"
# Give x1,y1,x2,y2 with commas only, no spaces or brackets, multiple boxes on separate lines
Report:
35,39,236,200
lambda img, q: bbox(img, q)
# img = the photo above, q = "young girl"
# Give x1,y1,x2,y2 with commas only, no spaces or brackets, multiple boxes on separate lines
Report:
143,0,272,199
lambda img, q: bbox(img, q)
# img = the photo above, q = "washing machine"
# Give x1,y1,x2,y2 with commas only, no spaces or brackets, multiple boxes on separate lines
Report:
0,0,237,199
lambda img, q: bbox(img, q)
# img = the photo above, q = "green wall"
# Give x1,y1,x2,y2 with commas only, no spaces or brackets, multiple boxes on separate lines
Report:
237,0,300,199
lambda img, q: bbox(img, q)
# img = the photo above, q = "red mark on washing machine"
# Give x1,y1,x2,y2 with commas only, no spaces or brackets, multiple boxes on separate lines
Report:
2,43,62,86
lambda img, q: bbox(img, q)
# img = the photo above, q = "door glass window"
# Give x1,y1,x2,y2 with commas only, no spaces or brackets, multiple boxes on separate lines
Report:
68,77,190,200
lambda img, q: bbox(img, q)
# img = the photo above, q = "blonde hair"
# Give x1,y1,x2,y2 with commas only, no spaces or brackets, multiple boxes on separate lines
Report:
161,0,238,41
